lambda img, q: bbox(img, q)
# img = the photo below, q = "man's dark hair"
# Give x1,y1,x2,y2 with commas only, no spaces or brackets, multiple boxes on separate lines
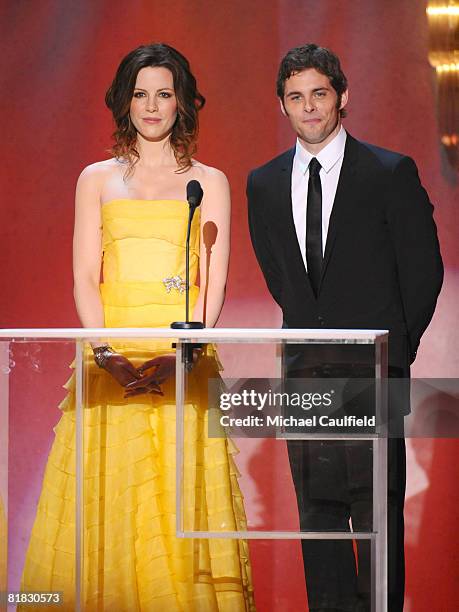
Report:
277,44,348,117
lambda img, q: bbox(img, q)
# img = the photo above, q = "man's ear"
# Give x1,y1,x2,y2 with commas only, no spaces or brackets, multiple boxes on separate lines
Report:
279,97,287,117
339,89,349,111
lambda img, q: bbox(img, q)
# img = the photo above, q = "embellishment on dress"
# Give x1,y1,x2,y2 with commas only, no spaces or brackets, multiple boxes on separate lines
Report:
163,275,186,293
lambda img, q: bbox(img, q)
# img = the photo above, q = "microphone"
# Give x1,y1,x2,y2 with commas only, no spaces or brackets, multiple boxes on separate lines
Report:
171,180,205,338
186,179,204,209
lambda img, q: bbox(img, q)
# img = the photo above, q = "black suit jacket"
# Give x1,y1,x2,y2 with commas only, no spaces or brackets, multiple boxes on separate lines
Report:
247,134,443,374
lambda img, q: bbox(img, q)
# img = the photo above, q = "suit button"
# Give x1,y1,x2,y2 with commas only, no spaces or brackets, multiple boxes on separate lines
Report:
318,316,325,326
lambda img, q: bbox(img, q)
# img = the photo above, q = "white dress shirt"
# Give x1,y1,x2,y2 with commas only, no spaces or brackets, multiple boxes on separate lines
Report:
291,126,347,270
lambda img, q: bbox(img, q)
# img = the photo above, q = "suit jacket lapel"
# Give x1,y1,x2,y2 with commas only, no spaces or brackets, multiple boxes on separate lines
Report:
278,149,316,295
278,148,296,251
320,134,359,286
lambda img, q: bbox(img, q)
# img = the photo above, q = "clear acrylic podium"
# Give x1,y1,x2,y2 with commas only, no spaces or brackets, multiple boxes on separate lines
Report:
0,328,388,611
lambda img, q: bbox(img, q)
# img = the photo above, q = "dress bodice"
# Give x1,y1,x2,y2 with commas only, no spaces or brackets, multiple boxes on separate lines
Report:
102,199,200,284
100,199,200,328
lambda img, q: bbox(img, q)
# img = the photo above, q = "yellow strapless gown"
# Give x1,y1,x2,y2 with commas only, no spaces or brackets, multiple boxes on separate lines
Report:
20,200,255,611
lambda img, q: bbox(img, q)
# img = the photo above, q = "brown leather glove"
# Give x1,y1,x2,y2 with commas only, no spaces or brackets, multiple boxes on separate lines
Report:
124,354,176,397
93,346,143,388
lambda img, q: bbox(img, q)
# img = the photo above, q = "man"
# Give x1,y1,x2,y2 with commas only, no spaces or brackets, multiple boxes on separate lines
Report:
247,44,443,611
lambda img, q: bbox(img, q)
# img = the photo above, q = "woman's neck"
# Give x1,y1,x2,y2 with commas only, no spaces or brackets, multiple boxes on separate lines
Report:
135,134,176,168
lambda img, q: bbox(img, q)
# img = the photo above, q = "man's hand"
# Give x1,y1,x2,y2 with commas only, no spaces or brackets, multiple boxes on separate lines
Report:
124,354,176,398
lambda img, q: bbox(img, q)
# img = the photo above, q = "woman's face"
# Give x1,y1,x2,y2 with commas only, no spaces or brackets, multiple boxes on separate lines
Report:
129,66,178,141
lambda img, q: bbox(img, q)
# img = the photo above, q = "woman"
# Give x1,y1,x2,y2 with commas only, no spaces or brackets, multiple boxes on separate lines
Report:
21,43,255,611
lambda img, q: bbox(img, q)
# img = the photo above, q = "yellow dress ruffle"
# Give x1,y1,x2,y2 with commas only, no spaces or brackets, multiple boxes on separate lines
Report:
20,200,255,611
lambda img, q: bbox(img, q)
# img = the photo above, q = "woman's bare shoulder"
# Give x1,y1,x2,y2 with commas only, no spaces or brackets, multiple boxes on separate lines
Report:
76,159,127,203
191,160,229,189
78,158,123,182
190,161,230,214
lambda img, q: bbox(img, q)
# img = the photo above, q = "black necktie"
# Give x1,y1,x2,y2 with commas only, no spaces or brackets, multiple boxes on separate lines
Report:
306,157,323,297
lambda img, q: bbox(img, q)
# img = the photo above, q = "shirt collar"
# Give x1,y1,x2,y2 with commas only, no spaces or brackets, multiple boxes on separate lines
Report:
295,125,347,174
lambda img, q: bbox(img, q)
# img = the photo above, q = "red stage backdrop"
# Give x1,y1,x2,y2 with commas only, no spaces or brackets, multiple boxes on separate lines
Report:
1,1,458,610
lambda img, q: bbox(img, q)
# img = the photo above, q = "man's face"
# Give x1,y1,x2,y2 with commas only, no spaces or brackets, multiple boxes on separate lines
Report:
281,68,348,152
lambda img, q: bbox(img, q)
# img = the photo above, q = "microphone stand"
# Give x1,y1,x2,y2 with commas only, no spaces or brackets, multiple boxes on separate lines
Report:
171,204,204,369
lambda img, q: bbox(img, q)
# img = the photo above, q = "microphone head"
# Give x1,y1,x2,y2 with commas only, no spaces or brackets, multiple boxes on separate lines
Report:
186,180,203,208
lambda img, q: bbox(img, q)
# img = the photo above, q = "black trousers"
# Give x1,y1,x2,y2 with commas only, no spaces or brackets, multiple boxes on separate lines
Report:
287,435,406,612
283,342,406,611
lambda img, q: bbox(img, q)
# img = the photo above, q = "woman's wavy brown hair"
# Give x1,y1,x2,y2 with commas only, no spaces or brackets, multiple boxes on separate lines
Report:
105,43,205,173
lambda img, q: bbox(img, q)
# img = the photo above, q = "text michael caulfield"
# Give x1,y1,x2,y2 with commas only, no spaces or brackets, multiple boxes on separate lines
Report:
219,415,376,428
